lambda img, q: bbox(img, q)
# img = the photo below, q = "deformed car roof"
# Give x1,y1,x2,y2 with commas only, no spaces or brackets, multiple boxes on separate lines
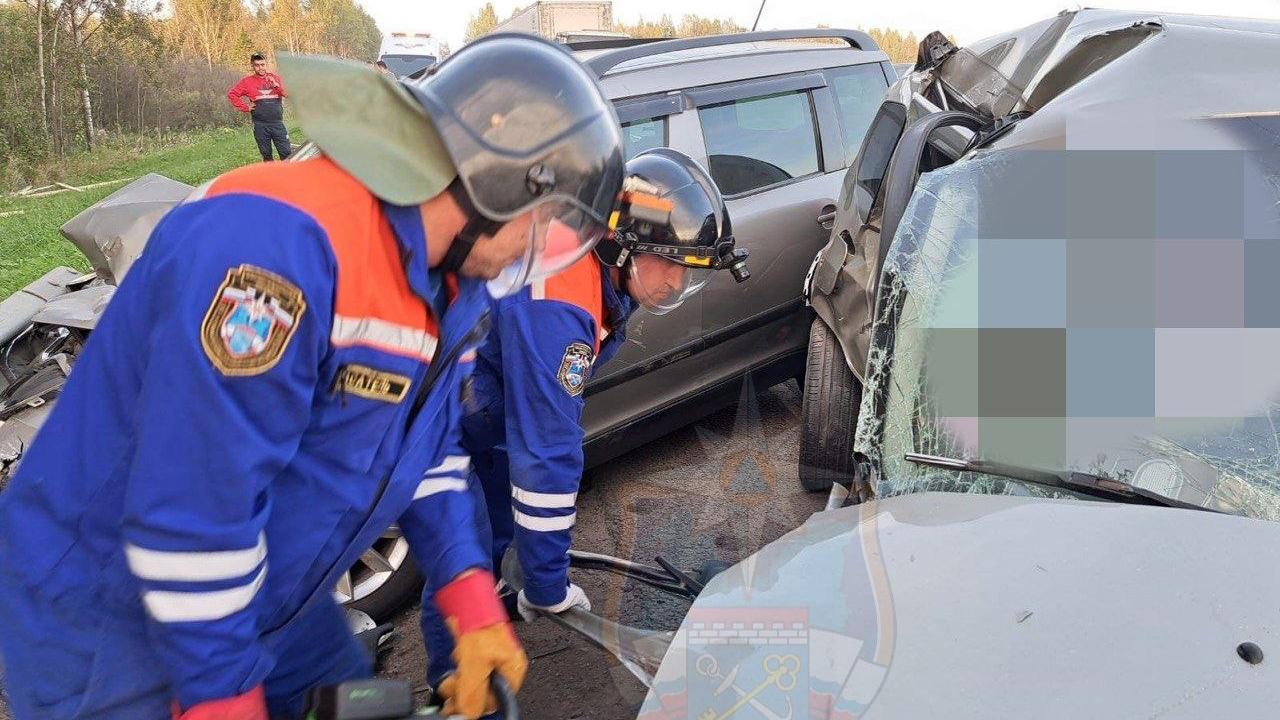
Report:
944,8,1280,151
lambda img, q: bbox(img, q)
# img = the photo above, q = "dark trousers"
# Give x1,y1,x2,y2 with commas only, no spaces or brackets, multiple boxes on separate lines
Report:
253,120,292,162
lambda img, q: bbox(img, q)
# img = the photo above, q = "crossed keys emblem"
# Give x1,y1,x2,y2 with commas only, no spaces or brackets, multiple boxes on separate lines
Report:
694,652,801,720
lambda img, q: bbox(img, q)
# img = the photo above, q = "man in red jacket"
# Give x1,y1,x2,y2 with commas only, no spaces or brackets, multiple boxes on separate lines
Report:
227,53,291,161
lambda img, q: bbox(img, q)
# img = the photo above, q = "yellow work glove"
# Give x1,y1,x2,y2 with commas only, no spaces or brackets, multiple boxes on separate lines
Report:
433,569,528,719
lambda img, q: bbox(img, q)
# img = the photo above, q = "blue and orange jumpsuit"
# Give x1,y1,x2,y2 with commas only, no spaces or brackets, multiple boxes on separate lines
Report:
422,252,634,685
0,157,490,718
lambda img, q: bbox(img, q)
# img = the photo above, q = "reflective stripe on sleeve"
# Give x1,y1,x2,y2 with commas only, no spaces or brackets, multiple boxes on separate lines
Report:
331,314,439,361
511,486,578,510
513,508,576,532
142,564,268,623
414,477,468,500
125,532,267,582
424,455,470,478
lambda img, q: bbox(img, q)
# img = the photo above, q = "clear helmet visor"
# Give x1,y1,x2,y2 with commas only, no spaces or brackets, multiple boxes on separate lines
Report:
485,202,608,299
627,253,712,315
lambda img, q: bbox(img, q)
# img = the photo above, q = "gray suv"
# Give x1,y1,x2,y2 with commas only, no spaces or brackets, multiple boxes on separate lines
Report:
0,30,892,616
575,29,893,465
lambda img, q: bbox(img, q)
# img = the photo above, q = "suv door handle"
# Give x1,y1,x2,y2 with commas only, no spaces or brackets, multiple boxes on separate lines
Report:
817,205,837,229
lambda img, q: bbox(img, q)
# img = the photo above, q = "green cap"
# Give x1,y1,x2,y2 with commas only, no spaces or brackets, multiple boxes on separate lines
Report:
278,53,456,206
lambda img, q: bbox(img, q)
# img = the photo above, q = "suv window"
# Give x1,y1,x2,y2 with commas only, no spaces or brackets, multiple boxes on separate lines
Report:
622,116,666,159
698,91,820,196
828,65,889,165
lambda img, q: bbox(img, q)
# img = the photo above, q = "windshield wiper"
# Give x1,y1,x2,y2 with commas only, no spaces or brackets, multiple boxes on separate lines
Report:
904,452,1219,513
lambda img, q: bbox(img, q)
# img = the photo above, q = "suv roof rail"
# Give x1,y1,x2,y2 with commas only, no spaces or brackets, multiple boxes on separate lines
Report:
565,37,673,52
584,28,880,77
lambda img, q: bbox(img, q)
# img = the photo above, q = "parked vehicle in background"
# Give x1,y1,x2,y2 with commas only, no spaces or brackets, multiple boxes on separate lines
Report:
556,30,631,44
378,31,442,77
495,0,613,41
574,29,892,466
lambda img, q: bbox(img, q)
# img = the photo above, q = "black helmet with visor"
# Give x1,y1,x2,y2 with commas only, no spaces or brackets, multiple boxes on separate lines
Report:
402,33,625,296
597,148,748,314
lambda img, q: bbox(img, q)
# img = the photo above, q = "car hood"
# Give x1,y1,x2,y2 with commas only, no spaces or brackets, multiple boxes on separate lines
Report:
640,492,1280,719
59,173,193,286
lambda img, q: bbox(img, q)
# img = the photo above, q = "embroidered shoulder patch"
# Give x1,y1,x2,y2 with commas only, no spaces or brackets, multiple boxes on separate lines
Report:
335,365,412,403
200,264,306,376
557,342,594,397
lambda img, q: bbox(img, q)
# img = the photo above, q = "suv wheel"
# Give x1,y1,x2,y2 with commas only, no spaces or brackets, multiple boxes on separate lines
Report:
335,525,423,619
798,318,862,493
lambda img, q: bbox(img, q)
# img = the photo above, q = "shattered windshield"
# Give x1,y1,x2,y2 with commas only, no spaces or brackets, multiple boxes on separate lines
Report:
854,144,1280,521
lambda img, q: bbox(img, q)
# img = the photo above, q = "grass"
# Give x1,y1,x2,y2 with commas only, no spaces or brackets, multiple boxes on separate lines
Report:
0,123,303,298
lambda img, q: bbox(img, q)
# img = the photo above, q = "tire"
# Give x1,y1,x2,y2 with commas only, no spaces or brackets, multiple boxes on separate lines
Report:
337,526,424,620
798,318,862,493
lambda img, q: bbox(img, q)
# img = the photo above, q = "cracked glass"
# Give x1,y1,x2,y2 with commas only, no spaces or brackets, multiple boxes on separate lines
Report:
855,146,1280,520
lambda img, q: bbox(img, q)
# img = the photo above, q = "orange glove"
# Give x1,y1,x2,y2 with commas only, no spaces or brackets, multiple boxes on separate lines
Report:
172,686,268,720
434,569,528,719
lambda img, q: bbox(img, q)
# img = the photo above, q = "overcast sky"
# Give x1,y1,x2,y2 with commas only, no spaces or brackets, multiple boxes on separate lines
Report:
358,0,1280,51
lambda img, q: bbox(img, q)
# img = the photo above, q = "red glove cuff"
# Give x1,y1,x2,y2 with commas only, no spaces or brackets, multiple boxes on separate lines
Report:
435,569,508,635
172,685,267,720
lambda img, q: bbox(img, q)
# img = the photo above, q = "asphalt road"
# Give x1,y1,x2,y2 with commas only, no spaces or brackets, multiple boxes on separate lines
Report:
0,378,820,719
379,377,824,718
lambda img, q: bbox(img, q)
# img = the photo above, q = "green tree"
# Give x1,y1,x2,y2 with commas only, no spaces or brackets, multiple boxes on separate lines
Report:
614,13,743,39
265,0,306,54
676,14,744,37
0,2,49,174
613,13,675,39
169,0,249,69
308,0,380,59
863,27,920,64
0,0,253,188
464,2,498,43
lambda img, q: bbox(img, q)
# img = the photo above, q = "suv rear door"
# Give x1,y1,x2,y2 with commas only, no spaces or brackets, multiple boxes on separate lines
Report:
695,65,888,388
580,64,888,463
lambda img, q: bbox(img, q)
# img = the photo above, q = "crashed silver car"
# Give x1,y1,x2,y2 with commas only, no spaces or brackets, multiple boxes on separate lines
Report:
0,173,189,485
798,8,1280,494
539,10,1280,718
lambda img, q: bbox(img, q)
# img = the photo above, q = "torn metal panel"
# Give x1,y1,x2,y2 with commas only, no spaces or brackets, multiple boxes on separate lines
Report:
0,267,84,344
29,285,115,331
59,173,193,285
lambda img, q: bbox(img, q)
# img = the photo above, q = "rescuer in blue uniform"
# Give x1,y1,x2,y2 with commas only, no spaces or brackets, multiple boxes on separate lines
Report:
421,148,748,688
0,36,627,720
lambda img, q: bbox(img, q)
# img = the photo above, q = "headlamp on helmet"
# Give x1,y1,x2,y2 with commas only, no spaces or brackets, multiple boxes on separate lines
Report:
605,175,750,282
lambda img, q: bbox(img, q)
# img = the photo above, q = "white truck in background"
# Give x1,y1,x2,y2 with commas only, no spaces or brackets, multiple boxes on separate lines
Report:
378,32,444,77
